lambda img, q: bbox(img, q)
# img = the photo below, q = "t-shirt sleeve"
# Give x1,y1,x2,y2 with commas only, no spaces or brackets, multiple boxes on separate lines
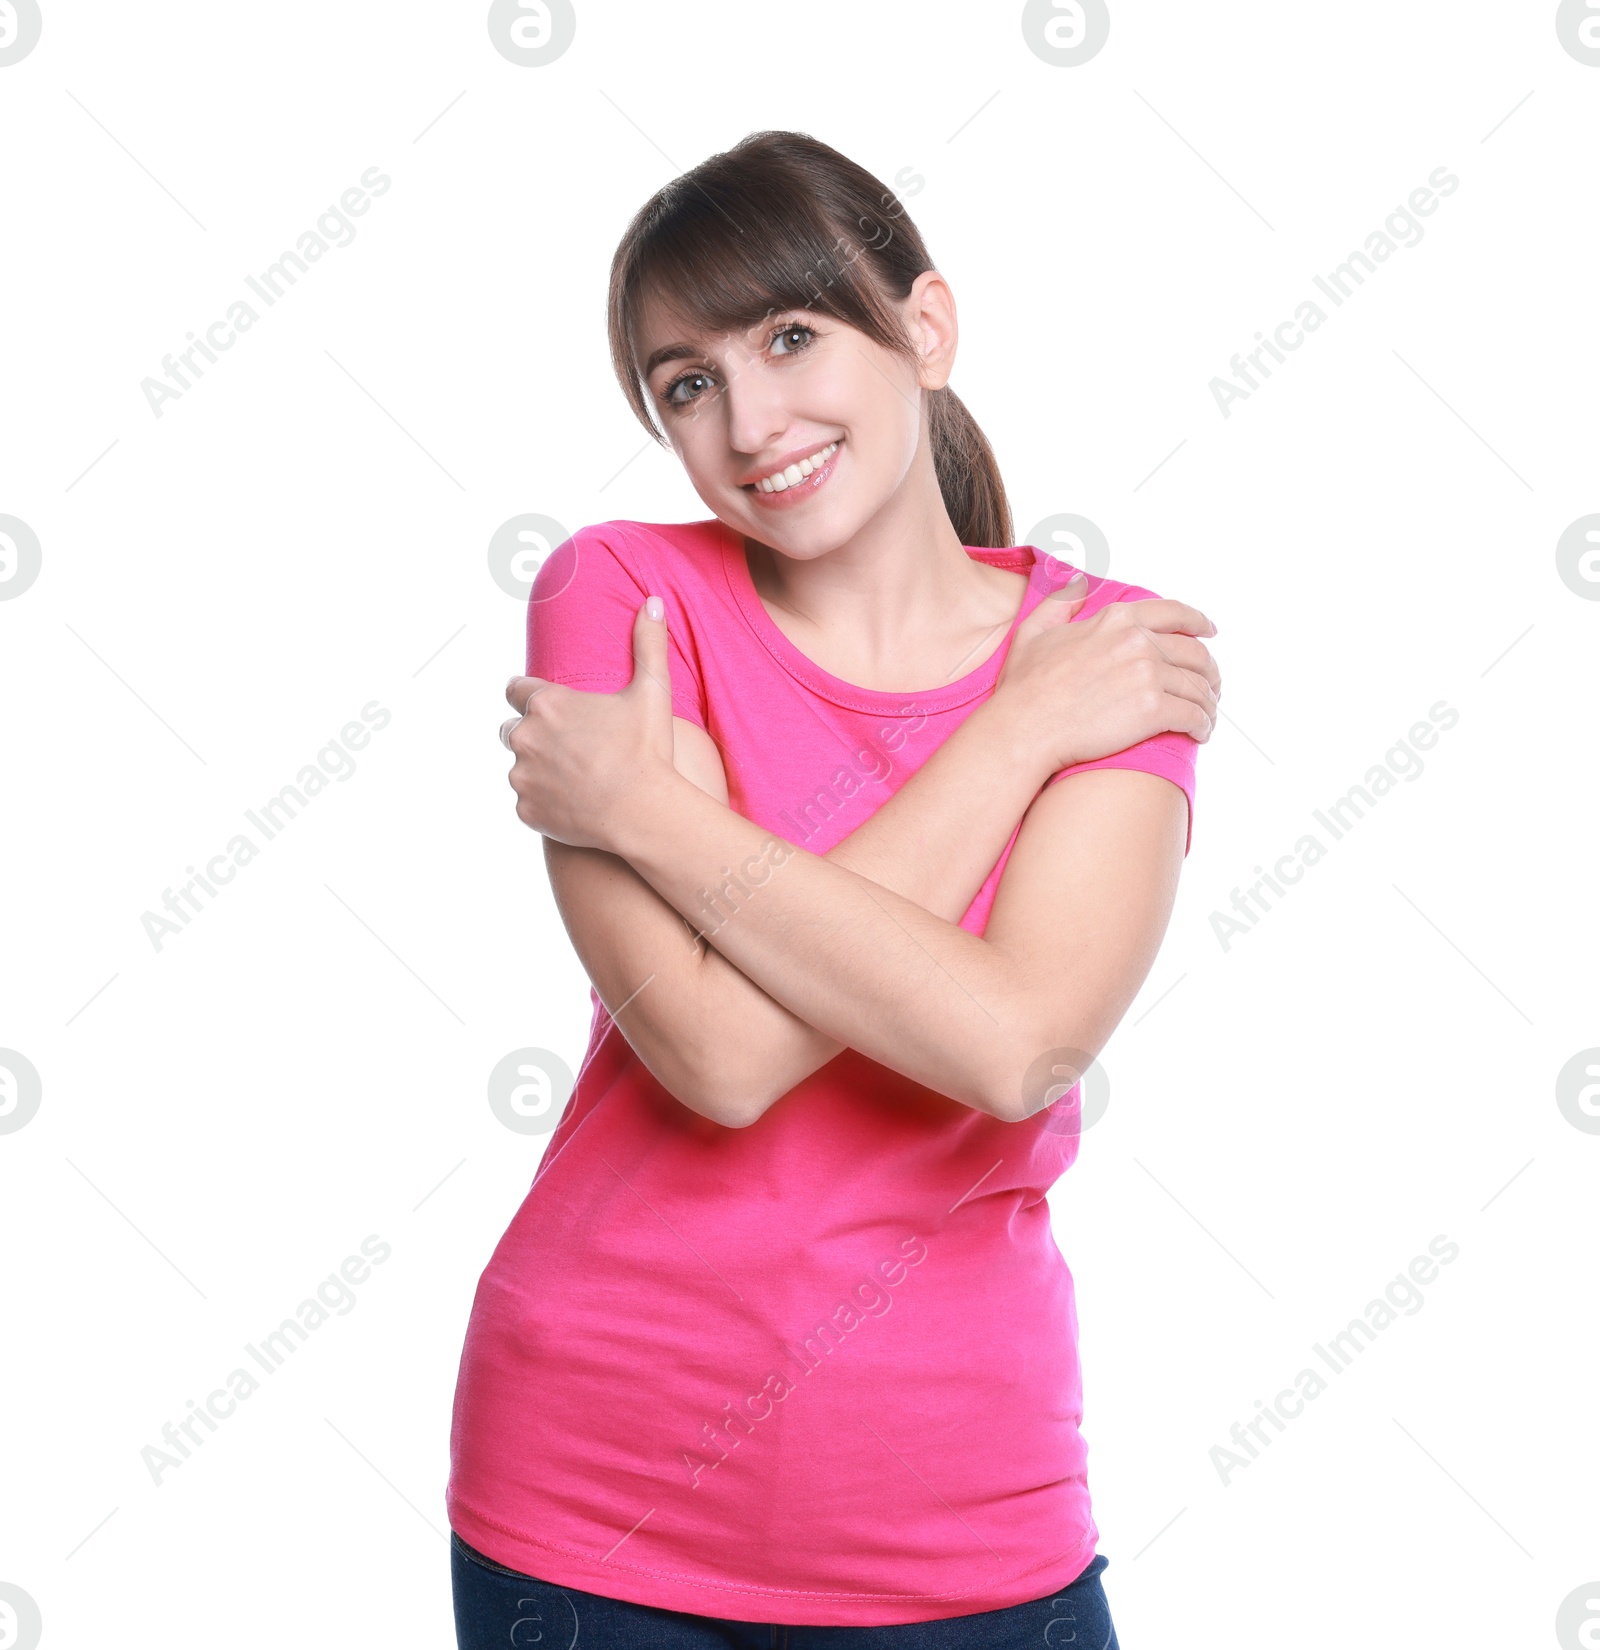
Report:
526,524,707,730
1039,581,1199,858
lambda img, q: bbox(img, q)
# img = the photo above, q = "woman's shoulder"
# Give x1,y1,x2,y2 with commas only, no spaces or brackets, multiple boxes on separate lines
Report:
566,515,730,564
1016,544,1174,621
533,516,733,603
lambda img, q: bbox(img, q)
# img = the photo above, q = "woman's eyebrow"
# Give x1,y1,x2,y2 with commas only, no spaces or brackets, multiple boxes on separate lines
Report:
643,340,706,378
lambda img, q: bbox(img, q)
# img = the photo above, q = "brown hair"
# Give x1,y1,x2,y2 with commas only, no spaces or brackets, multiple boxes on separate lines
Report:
605,130,1013,549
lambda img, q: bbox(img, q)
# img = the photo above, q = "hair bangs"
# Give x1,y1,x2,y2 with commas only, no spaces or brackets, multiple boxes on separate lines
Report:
623,183,901,365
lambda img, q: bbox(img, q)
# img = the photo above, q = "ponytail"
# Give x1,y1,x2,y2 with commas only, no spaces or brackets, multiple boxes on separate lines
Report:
927,385,1013,549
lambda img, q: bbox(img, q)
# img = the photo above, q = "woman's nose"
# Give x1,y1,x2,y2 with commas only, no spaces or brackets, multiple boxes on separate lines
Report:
721,372,790,459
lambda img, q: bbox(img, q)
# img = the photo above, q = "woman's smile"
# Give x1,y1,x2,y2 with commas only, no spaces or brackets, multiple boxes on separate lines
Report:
741,437,844,510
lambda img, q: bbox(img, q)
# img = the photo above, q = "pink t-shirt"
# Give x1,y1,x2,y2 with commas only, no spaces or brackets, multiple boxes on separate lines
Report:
447,516,1198,1627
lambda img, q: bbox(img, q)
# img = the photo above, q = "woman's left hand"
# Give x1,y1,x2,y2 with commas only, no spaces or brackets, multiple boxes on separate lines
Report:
499,596,677,852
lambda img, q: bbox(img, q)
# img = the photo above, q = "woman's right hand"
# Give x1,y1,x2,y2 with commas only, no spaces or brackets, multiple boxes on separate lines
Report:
992,574,1222,781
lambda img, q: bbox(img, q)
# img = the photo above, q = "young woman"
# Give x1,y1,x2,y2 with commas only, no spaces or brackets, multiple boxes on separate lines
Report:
449,130,1220,1649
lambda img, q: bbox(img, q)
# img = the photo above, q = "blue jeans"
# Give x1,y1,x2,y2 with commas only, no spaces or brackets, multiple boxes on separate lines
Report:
451,1530,1119,1648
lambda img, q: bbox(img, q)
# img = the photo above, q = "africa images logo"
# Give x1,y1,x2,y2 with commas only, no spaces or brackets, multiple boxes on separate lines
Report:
1210,1235,1459,1485
139,168,392,419
1209,168,1460,418
0,0,42,66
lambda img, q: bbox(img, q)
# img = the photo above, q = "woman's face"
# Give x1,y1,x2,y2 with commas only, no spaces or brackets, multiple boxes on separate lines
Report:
634,270,956,560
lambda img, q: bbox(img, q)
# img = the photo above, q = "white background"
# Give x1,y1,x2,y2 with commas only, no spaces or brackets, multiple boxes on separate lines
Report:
2,2,1597,1646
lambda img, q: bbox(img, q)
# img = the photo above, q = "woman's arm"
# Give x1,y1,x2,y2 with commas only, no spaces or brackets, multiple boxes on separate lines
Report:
517,592,1216,1125
605,752,1187,1125
543,697,1058,1126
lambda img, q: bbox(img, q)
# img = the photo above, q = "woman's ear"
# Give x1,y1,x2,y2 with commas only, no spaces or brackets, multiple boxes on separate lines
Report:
905,269,959,391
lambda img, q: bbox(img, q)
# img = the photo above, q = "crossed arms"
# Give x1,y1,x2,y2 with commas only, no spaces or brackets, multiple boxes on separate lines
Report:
542,700,1189,1127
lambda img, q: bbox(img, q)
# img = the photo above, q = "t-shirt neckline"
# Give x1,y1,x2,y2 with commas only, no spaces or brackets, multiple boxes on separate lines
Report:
713,516,1046,716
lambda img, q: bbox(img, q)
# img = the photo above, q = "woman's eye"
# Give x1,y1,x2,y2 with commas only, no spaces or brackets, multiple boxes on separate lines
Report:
666,371,712,406
771,324,815,356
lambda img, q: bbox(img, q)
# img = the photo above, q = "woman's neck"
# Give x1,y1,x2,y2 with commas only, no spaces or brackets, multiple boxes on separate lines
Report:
741,489,1028,696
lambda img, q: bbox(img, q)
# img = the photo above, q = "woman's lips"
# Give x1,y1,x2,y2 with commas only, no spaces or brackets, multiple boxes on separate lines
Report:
744,440,843,510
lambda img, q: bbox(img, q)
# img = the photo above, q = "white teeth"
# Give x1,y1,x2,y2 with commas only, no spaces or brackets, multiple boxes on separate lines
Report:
757,441,838,492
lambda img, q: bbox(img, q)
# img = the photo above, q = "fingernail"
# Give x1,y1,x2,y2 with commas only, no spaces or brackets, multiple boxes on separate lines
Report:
645,595,664,622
